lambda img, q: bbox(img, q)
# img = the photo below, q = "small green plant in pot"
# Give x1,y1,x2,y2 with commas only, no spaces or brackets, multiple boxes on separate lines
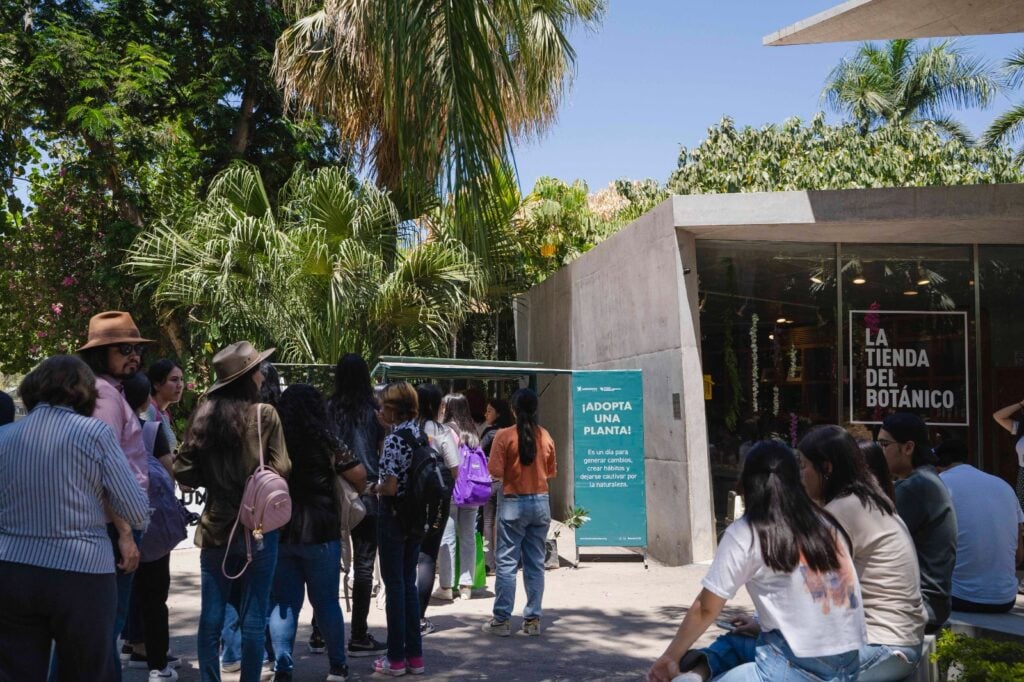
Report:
546,506,590,569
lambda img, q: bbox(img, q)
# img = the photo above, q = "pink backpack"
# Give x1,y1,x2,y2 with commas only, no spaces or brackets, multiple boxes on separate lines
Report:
223,404,292,579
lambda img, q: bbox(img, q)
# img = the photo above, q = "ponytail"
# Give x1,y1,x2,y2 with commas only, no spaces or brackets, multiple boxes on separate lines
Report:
511,388,539,466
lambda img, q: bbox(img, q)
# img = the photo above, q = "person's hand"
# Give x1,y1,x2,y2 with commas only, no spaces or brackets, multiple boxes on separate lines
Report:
729,614,760,637
647,654,680,682
117,533,140,573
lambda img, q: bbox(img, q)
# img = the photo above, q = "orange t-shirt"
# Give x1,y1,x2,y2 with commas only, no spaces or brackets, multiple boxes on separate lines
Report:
487,425,557,495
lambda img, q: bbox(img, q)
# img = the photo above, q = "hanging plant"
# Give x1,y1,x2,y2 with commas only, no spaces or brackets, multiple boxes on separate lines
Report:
790,411,799,447
787,345,798,380
773,386,780,415
749,313,759,413
721,259,742,430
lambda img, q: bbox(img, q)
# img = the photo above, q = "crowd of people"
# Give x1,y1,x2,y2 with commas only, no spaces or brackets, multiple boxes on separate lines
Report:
648,411,1024,682
0,311,559,682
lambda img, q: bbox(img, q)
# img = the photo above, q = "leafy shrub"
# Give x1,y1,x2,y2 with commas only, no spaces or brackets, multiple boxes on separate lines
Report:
933,630,1024,681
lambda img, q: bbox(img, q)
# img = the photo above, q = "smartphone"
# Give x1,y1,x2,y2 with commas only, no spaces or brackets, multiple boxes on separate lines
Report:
713,618,736,631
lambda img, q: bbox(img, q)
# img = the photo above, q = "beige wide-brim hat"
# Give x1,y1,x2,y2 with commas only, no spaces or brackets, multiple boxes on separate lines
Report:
208,341,275,393
78,311,154,351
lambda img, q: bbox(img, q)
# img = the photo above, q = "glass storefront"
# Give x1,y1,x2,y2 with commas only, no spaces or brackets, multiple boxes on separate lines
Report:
698,241,1024,529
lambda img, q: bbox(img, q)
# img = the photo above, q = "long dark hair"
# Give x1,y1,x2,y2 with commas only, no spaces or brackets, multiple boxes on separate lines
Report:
183,365,261,456
799,426,894,515
741,440,844,573
488,397,514,429
440,393,476,434
510,388,539,466
416,383,443,426
278,383,339,466
331,353,374,413
858,439,896,504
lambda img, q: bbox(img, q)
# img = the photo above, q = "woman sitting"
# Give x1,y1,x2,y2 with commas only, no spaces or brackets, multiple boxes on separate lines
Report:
648,440,865,682
800,425,926,681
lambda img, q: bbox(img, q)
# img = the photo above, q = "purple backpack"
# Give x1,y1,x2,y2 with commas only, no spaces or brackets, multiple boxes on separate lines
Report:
452,442,492,506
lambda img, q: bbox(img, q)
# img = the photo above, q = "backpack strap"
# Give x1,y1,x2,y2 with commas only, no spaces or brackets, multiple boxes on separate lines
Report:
221,404,263,580
142,420,161,458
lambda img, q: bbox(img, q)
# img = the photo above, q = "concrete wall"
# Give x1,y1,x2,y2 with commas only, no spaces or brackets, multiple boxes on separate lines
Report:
516,200,716,566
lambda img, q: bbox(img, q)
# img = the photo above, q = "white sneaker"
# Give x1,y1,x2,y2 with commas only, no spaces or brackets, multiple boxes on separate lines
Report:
458,585,473,600
431,586,453,602
149,667,178,681
481,618,511,637
671,674,703,682
221,661,241,673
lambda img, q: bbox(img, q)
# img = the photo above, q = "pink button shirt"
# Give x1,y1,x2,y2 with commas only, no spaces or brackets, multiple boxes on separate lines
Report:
93,375,149,493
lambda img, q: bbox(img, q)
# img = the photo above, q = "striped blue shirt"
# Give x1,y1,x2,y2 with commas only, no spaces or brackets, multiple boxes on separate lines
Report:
0,403,150,573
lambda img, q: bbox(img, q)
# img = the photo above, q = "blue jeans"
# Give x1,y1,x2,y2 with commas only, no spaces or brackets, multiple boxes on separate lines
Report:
715,630,859,681
378,500,422,663
197,531,278,682
701,632,758,677
857,642,922,681
269,540,347,672
220,602,240,667
493,493,550,622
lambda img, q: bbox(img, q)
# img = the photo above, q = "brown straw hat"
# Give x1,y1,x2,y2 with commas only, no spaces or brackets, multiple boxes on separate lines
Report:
78,311,154,351
208,341,275,393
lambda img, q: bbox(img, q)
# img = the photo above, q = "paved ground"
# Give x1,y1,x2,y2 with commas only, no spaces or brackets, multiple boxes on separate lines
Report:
125,533,754,682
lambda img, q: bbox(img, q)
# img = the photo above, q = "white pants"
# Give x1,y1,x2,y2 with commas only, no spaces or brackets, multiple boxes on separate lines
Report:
438,503,479,588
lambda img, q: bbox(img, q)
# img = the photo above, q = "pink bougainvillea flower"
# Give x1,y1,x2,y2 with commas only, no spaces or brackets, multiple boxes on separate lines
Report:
36,330,48,339
50,303,63,316
62,276,77,287
186,381,196,391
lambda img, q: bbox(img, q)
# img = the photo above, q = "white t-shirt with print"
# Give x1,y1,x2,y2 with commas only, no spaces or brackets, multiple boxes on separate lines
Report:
702,517,867,658
422,420,460,470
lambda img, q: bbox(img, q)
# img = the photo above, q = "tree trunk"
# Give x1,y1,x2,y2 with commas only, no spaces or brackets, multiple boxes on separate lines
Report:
229,76,258,156
81,134,144,228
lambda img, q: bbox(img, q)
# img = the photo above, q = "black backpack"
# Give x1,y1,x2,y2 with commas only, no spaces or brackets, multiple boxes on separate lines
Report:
394,428,452,538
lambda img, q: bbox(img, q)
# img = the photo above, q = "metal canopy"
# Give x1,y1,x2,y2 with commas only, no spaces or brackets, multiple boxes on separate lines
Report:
765,0,1024,46
371,356,574,383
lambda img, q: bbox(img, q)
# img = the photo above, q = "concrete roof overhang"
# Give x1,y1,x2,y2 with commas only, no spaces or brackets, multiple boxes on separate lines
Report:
765,0,1024,46
671,183,1024,244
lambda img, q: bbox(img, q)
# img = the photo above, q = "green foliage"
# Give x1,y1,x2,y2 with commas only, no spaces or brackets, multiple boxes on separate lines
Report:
933,631,1024,681
823,39,999,142
667,115,1024,195
0,1,340,371
984,48,1024,157
126,163,485,364
273,0,606,254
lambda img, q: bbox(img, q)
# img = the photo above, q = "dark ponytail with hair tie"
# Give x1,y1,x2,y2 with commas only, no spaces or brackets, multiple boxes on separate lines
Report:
511,388,539,466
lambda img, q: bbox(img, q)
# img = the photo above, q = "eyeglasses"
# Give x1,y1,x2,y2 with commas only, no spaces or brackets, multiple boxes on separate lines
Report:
876,438,896,448
115,343,146,357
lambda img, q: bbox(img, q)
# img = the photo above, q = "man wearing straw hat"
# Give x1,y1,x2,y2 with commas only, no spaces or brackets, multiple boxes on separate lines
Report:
77,311,154,677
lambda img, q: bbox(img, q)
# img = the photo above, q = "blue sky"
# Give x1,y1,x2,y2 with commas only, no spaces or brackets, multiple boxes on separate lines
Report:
511,0,1024,193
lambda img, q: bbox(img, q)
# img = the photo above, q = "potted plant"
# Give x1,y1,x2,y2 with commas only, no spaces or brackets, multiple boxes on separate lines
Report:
545,505,590,569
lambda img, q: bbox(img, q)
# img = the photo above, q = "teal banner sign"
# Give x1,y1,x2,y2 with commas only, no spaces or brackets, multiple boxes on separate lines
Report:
572,370,646,547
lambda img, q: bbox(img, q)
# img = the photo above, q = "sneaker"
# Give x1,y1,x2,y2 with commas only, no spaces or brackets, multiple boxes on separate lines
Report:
120,644,134,661
148,668,178,681
327,663,349,681
670,674,704,682
430,586,453,602
481,618,511,637
419,619,436,635
348,633,387,658
221,660,241,673
522,618,541,636
373,657,407,677
308,627,327,654
406,656,425,675
458,585,473,600
129,655,181,669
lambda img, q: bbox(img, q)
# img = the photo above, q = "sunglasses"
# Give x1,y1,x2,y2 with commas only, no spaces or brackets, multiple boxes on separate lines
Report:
115,343,147,357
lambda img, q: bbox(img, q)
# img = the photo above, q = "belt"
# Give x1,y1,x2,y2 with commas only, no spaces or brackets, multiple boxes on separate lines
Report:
503,494,518,498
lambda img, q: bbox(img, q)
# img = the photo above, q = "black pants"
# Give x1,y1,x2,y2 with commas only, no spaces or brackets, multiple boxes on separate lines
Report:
0,560,117,682
350,513,379,640
416,497,451,619
952,595,1016,613
133,554,171,670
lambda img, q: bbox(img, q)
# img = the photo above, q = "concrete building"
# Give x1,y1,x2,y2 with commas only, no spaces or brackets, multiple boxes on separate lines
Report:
517,0,1024,568
517,185,1024,566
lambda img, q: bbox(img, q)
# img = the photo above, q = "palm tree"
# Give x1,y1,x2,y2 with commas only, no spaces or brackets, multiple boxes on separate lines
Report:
272,0,605,253
823,39,999,142
983,48,1024,156
125,163,484,363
